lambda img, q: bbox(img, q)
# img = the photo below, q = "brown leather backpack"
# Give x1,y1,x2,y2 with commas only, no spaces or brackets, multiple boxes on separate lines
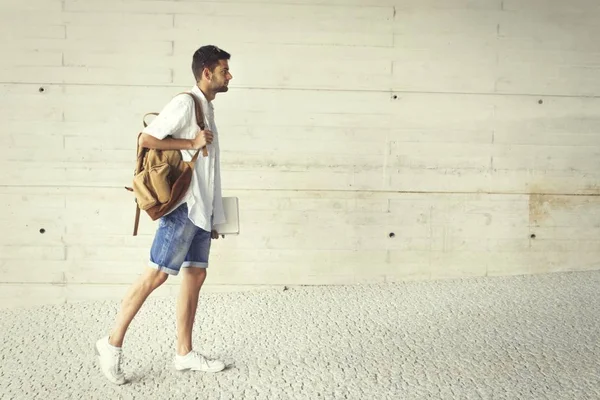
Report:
126,92,207,236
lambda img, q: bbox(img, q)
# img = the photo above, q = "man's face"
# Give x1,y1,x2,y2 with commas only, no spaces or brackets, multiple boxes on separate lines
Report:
207,60,232,93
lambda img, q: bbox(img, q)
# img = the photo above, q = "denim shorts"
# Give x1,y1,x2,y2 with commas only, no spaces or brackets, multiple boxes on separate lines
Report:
148,203,212,275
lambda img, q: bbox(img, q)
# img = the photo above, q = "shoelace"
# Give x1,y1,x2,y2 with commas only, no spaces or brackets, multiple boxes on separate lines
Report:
112,351,123,375
192,352,210,368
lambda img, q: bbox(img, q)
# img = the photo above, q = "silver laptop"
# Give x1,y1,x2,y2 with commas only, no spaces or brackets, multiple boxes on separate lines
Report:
214,197,240,235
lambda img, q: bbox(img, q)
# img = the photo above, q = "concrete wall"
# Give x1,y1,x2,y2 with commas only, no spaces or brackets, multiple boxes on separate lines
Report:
1,0,600,308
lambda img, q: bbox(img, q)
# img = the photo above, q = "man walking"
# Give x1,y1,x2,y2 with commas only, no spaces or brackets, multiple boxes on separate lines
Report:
95,45,233,385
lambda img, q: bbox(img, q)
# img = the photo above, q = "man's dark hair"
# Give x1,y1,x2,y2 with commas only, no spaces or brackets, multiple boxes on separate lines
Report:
192,45,231,81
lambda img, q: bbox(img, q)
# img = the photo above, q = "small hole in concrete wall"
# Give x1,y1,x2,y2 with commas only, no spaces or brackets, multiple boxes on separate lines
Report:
389,232,395,238
530,234,536,239
392,94,398,99
39,87,45,93
39,228,46,234
538,99,543,104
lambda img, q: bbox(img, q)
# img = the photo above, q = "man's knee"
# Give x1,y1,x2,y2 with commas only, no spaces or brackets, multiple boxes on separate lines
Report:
185,268,207,286
143,268,169,289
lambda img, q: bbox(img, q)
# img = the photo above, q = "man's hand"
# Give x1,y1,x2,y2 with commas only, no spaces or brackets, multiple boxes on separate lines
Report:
211,230,221,239
192,129,213,149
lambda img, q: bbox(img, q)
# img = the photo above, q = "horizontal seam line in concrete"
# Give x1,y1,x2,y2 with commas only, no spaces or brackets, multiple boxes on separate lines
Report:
1,185,599,197
0,282,287,287
1,82,599,99
64,2,391,10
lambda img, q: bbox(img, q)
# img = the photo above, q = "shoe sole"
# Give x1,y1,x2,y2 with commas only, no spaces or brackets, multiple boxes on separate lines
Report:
174,365,225,373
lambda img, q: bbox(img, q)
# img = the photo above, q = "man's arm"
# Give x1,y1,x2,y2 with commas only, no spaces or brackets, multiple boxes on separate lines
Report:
138,131,212,151
140,93,212,150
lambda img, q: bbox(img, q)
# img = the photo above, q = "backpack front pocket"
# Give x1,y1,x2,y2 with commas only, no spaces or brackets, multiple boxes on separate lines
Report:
148,163,171,203
132,163,171,210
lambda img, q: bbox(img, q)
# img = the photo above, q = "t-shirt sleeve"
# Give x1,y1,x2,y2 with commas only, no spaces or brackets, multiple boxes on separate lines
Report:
142,94,194,140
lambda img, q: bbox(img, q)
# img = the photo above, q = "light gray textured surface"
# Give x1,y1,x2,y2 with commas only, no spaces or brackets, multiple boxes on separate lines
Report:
1,271,600,400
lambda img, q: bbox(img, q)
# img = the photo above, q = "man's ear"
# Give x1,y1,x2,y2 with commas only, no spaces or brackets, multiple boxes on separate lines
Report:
203,67,211,81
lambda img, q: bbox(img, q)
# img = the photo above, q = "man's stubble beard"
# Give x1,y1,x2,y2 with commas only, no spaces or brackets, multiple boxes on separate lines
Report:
211,81,228,93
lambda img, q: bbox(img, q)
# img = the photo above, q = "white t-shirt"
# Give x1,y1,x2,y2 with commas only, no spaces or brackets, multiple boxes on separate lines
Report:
142,85,226,232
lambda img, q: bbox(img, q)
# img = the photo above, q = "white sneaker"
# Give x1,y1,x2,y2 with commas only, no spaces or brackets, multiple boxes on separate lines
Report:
95,336,126,385
174,351,225,373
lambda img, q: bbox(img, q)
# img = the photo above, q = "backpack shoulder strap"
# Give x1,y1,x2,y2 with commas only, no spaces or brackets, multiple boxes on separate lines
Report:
142,113,159,128
181,92,206,130
179,91,208,159
133,202,141,236
131,131,147,235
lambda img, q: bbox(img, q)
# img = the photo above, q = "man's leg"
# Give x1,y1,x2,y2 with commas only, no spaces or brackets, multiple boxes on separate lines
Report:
96,204,194,384
176,268,207,356
172,227,225,373
95,267,169,385
110,267,169,347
